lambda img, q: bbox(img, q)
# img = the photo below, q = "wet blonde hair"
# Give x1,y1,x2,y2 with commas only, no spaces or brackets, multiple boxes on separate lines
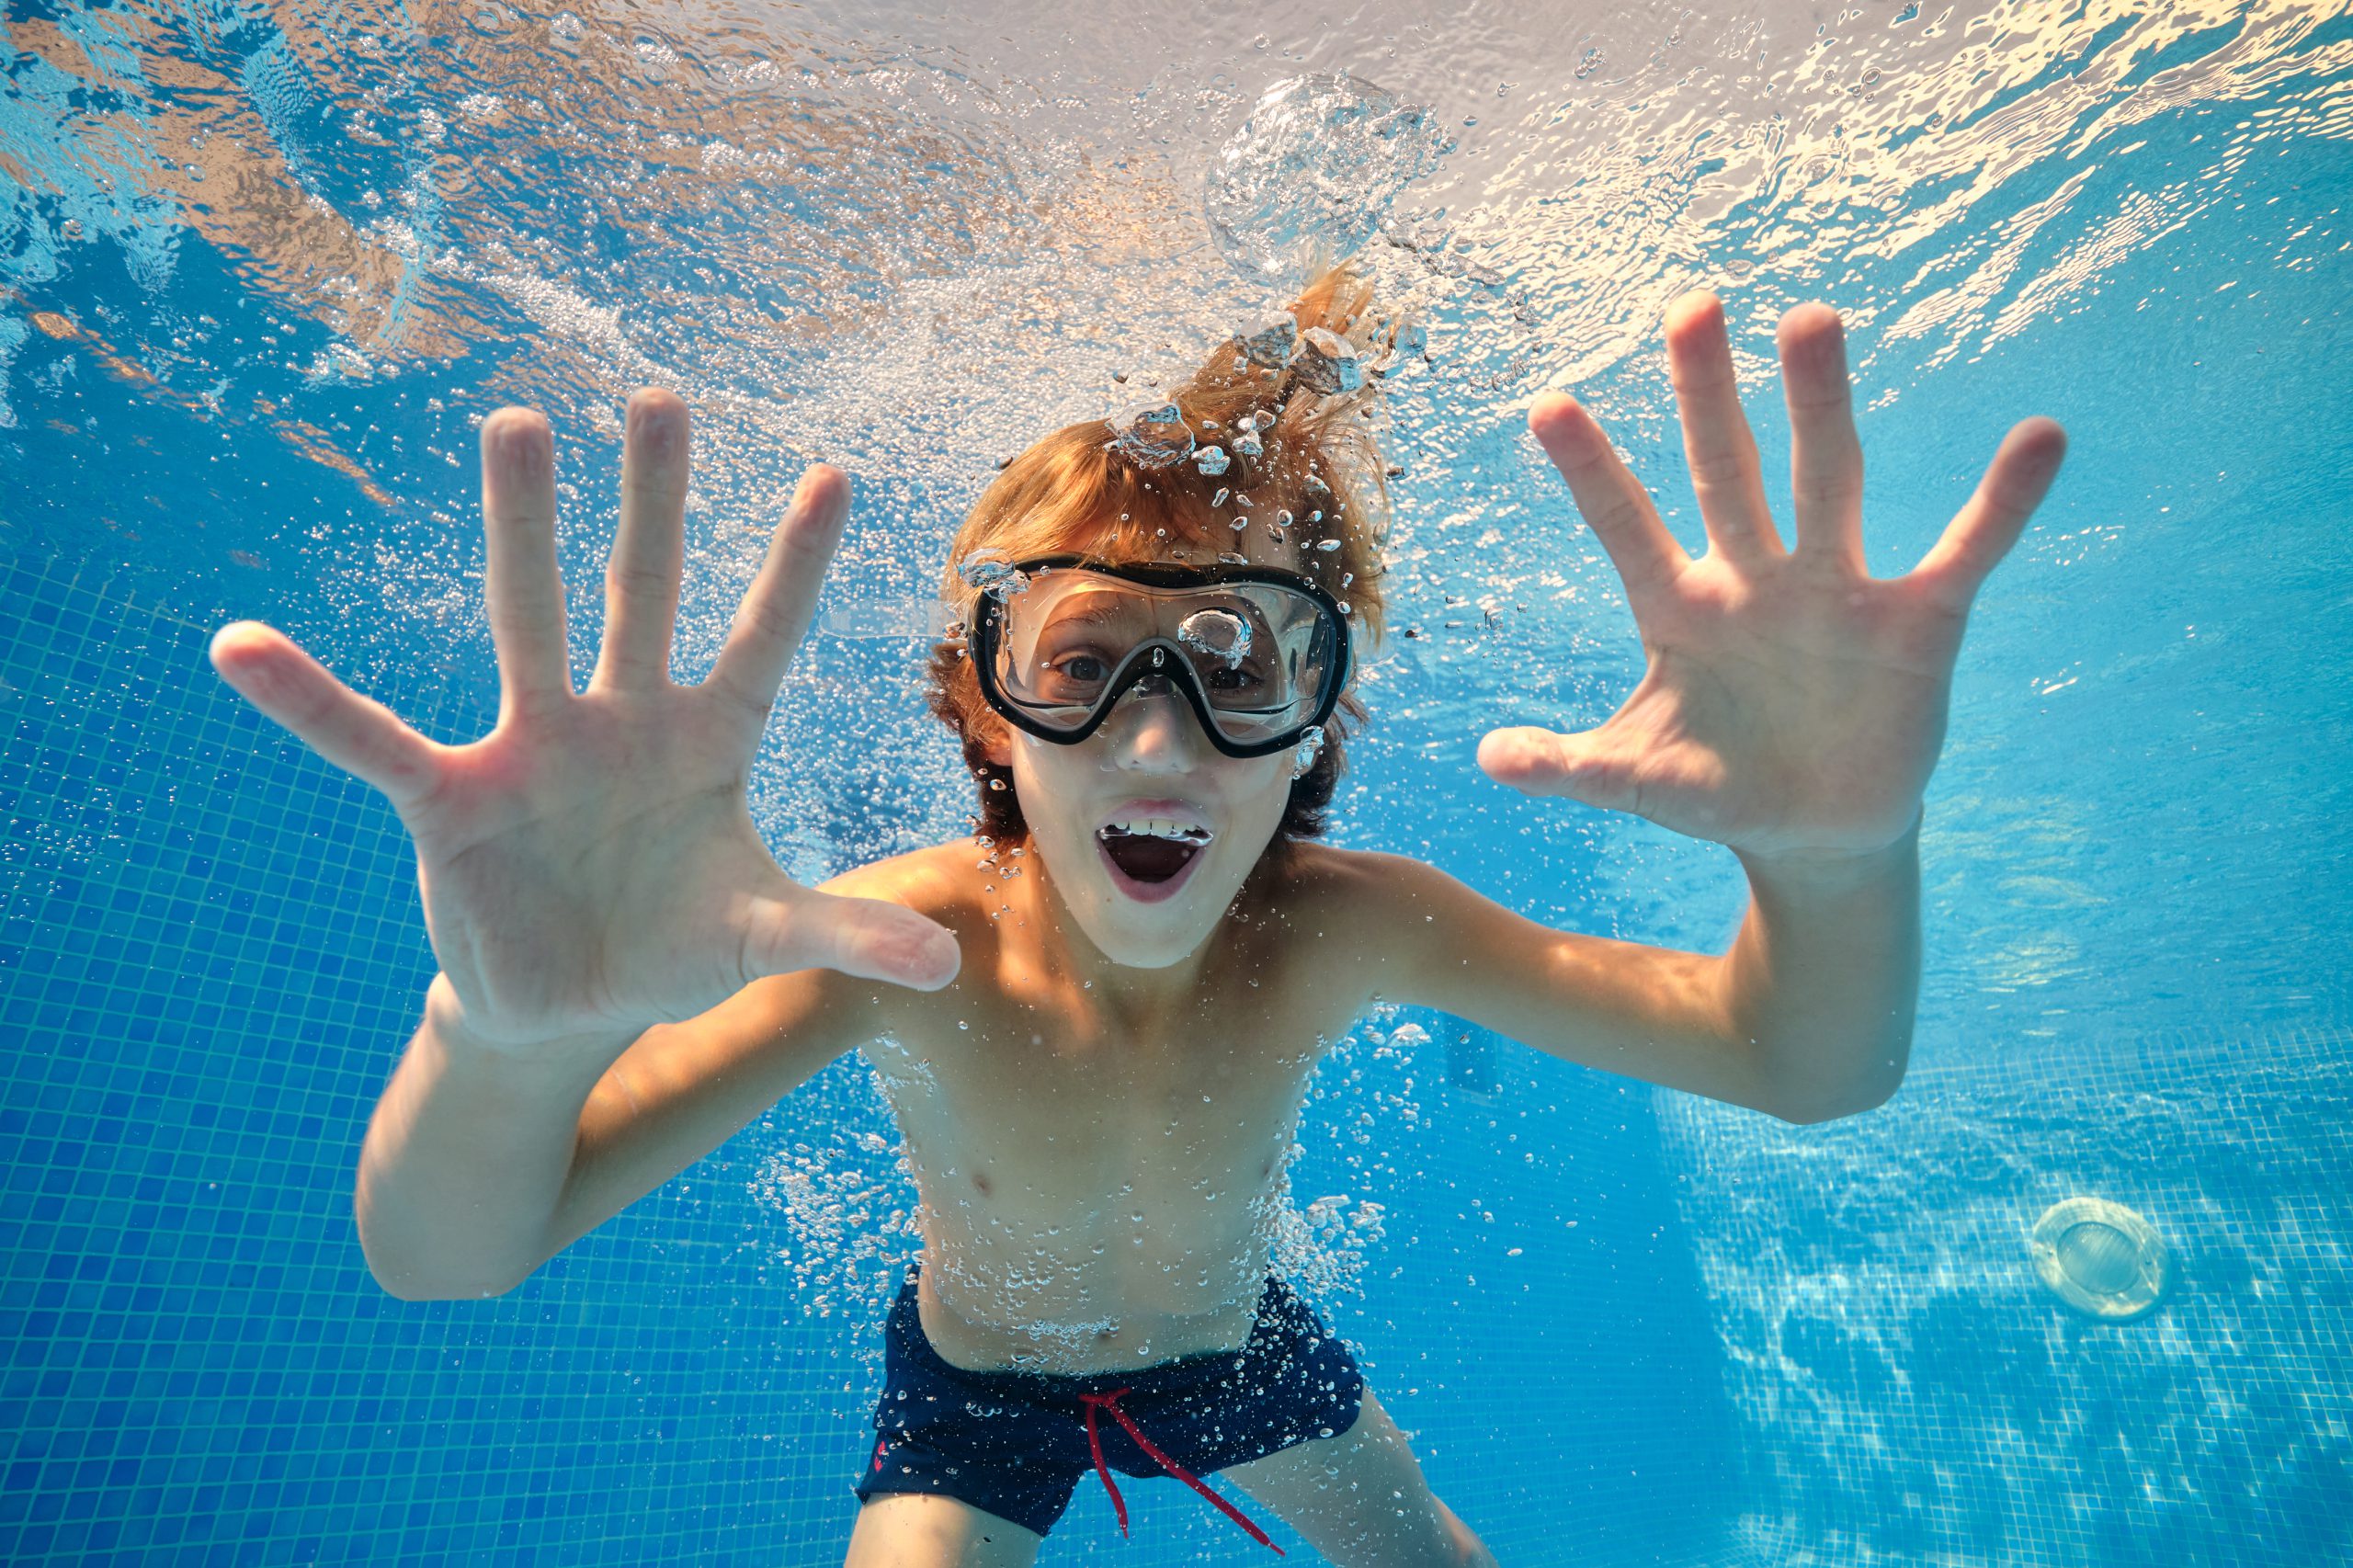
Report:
926,257,1404,848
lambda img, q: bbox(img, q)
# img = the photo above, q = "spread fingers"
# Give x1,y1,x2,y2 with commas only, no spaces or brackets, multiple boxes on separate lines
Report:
1779,303,1866,570
1909,417,2068,614
1529,392,1689,608
208,622,442,806
702,465,853,724
1665,290,1780,568
479,409,575,720
592,389,691,694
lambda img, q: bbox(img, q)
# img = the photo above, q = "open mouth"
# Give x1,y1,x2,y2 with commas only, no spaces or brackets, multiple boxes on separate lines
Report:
1096,817,1214,899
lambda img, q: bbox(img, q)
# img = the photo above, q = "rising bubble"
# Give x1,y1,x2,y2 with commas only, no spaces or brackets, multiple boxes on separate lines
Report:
1205,74,1456,283
1105,400,1195,469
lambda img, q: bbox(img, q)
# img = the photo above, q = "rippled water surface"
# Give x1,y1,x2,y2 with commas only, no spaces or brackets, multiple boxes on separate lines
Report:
10,0,2346,948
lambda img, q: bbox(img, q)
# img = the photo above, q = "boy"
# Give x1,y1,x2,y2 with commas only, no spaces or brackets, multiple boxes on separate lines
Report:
205,263,2063,1566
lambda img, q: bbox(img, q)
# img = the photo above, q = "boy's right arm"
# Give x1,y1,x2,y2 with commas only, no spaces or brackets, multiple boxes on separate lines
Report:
355,979,639,1301
358,962,875,1301
206,390,961,1301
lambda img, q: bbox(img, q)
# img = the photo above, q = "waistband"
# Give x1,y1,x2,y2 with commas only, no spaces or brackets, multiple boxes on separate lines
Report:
889,1264,1289,1397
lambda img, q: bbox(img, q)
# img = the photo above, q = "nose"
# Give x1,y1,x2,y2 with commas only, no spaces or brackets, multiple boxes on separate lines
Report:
1097,674,1202,772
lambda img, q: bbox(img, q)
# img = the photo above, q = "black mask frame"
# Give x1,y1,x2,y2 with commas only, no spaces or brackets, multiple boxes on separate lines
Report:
966,554,1354,760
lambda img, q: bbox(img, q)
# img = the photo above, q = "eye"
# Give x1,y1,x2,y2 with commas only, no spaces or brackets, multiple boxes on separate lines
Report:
1206,665,1265,694
1030,644,1110,697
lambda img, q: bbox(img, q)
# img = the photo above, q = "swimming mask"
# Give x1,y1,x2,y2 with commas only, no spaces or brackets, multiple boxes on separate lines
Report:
966,555,1351,759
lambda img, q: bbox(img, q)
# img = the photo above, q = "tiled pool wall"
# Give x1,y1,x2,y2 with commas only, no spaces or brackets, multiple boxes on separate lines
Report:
1,540,1741,1565
1659,1027,2353,1567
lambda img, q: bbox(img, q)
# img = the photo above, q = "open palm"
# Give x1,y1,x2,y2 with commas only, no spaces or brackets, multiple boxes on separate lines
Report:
1480,293,2067,859
207,392,960,1051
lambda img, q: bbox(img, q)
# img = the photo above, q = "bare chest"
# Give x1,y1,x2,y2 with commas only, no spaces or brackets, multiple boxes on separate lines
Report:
862,966,1353,1360
873,983,1326,1220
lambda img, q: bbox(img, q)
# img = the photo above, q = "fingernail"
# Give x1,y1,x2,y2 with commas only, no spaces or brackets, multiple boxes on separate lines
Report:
890,925,954,984
487,414,549,472
630,403,680,459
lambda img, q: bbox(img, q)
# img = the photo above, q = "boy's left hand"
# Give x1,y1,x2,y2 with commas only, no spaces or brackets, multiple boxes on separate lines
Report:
1479,290,2068,863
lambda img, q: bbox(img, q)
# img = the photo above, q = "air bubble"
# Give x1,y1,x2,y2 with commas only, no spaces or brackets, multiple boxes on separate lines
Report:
1237,312,1298,368
958,555,1030,601
1205,74,1455,282
1106,401,1195,469
1178,608,1253,667
1291,327,1365,394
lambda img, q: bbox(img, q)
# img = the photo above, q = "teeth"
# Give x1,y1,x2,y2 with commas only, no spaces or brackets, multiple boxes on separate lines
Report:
1097,817,1214,844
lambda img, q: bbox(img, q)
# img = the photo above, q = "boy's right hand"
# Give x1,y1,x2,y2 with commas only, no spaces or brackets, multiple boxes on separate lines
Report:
207,390,961,1052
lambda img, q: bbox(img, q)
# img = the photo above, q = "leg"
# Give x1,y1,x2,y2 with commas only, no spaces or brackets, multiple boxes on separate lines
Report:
842,1494,1044,1568
1220,1387,1496,1568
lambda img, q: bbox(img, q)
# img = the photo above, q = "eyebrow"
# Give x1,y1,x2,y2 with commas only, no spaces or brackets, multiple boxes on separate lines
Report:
1042,601,1142,628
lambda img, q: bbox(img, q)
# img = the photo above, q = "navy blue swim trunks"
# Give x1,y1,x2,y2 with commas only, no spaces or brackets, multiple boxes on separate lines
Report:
853,1267,1363,1551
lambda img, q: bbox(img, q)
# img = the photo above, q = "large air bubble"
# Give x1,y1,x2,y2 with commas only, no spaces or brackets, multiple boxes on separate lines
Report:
1105,399,1195,469
1178,606,1252,667
1204,73,1454,285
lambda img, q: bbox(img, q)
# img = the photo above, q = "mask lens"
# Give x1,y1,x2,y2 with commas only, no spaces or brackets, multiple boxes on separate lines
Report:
1179,584,1335,738
997,577,1145,719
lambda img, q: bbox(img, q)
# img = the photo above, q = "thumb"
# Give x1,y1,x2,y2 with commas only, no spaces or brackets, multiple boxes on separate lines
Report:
741,889,961,991
1476,726,1631,811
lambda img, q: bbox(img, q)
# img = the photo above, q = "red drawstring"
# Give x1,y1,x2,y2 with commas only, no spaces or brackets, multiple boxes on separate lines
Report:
1076,1388,1284,1555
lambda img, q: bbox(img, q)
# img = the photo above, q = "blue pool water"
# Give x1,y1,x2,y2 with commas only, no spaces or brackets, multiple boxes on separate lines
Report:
4,1,2350,1562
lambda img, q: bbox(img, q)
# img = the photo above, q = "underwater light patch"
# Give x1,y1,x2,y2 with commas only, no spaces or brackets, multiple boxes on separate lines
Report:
2029,1197,2173,1322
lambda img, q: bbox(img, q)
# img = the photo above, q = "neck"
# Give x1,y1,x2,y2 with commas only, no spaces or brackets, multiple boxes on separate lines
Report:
1005,845,1216,1032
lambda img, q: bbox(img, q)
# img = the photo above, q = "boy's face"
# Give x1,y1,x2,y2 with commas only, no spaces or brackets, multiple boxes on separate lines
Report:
983,531,1313,970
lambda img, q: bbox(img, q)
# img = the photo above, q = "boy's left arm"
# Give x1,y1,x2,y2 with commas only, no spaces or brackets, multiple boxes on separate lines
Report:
1367,291,2066,1124
1338,834,1918,1125
1717,820,1922,1121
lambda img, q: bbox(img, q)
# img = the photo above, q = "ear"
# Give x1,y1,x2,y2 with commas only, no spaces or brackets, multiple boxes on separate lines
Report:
974,710,1014,770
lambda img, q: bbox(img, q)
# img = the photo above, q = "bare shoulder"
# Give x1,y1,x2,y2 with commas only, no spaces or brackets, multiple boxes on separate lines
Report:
1263,842,1467,971
814,839,1004,1017
1273,842,1456,921
818,838,991,927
